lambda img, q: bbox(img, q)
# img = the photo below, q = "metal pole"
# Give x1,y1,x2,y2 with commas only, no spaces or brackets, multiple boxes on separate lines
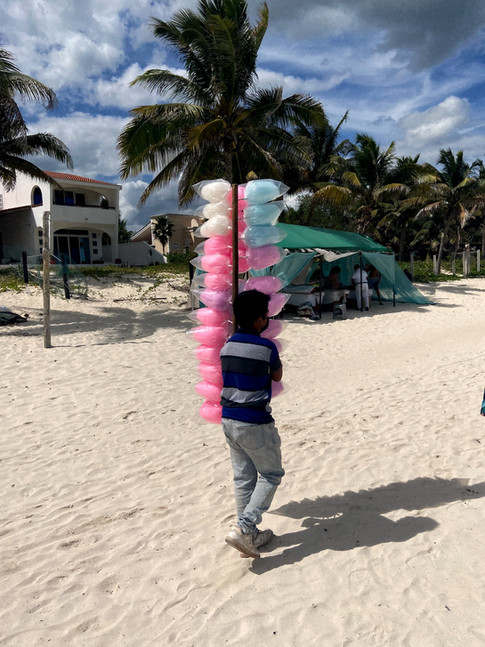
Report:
231,184,239,333
42,211,51,348
22,251,28,284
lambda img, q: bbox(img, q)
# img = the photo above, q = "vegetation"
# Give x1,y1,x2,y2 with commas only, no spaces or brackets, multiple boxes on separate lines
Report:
152,215,174,253
118,0,322,205
0,47,72,188
0,267,25,292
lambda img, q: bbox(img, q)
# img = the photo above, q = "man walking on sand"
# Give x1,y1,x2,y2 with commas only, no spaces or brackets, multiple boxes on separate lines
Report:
221,290,284,558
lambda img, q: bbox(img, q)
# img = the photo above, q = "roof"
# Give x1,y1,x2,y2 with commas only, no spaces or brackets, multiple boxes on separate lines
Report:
130,222,152,242
276,223,391,253
44,171,121,188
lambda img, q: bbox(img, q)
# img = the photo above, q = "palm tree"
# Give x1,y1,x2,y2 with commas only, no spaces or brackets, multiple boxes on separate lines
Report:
0,47,72,189
312,133,410,237
417,149,485,273
152,215,174,254
118,0,323,206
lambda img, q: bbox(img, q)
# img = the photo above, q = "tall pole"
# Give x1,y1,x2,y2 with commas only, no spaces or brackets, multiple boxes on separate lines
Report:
42,211,51,348
231,184,239,333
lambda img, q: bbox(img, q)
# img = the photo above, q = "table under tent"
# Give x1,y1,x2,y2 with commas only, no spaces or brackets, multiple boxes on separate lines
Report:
250,223,432,313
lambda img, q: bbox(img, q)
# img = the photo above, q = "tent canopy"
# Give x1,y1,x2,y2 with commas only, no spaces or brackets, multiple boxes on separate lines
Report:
251,223,431,305
276,223,391,253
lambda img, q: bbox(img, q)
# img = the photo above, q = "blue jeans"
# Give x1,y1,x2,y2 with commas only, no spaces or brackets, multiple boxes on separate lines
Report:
222,418,285,535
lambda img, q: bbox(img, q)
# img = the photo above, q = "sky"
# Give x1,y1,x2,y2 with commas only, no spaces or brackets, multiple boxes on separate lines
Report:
2,0,485,232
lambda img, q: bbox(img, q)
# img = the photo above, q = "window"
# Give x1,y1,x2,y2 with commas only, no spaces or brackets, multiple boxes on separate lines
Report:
54,190,64,205
32,187,43,206
75,193,85,206
64,191,74,205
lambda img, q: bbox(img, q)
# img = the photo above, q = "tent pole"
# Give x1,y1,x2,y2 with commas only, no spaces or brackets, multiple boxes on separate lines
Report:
360,252,363,311
231,184,239,333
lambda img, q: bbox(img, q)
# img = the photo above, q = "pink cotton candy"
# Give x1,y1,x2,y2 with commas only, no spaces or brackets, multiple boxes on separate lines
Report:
204,236,232,255
195,307,229,327
247,245,285,270
237,256,250,273
197,289,232,311
268,292,288,317
198,362,223,386
196,380,222,403
243,276,283,295
189,324,230,347
195,345,222,365
200,253,232,274
199,401,223,424
261,318,283,339
204,273,232,290
272,381,284,398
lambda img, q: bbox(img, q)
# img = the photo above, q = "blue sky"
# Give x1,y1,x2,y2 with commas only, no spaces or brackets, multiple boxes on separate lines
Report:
2,0,485,232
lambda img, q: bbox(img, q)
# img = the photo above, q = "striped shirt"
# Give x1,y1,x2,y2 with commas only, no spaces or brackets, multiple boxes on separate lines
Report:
220,330,281,424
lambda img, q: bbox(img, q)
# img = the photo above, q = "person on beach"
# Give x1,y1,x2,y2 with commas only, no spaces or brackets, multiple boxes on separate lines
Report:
352,264,370,310
221,290,284,558
366,264,382,304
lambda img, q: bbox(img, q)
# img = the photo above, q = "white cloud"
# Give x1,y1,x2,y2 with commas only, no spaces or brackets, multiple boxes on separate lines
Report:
29,112,128,177
400,96,470,146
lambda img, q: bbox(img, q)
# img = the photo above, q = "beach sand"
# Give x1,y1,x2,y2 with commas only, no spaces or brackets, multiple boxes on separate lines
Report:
1,275,483,646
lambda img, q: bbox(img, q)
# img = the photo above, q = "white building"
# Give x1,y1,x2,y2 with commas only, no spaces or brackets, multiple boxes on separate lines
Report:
0,171,121,264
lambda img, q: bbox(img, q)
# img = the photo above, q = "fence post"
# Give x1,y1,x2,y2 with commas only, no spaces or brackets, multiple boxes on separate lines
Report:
477,250,481,273
22,251,28,283
432,255,438,274
42,211,51,348
462,251,467,277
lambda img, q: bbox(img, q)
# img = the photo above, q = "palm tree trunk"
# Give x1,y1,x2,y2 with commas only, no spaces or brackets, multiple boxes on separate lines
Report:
436,223,449,275
398,225,407,262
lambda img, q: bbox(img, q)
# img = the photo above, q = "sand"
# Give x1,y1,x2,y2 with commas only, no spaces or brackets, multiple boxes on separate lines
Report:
0,275,483,647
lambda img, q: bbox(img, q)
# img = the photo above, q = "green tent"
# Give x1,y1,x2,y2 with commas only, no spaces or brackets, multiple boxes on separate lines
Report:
250,223,431,305
276,223,391,253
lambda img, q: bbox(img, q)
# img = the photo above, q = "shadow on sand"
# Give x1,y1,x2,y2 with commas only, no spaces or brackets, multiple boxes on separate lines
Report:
250,477,483,573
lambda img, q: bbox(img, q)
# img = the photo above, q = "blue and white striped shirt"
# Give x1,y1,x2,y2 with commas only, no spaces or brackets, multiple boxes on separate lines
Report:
220,330,281,424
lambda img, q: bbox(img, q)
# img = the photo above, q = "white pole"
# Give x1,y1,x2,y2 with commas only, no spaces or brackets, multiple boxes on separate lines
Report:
42,211,51,348
462,251,467,277
477,249,481,273
432,254,438,274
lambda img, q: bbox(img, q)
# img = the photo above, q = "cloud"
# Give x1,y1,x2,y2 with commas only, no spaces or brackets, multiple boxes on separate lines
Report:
261,0,485,71
28,112,128,177
400,96,470,146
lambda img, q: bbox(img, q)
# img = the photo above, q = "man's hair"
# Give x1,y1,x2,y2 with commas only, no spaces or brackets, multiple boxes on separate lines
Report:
233,289,270,329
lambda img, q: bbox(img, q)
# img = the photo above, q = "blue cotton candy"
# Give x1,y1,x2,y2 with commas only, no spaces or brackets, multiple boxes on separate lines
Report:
243,225,287,248
244,179,288,204
243,201,284,226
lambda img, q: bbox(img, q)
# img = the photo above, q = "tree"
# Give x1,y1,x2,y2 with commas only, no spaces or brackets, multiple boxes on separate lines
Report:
283,111,350,194
417,149,485,273
118,217,133,244
152,215,174,254
313,134,423,239
0,47,72,189
118,0,323,206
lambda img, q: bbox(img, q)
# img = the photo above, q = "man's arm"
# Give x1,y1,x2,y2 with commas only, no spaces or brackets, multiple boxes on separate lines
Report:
271,365,283,382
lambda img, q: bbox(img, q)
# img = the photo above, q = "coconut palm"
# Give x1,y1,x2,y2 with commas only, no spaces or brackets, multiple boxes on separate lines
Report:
312,133,411,237
118,0,323,206
0,47,72,189
152,215,174,254
417,149,485,273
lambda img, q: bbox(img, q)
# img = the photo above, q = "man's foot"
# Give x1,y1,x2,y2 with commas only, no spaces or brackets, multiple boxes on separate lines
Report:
237,528,274,557
225,527,260,558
